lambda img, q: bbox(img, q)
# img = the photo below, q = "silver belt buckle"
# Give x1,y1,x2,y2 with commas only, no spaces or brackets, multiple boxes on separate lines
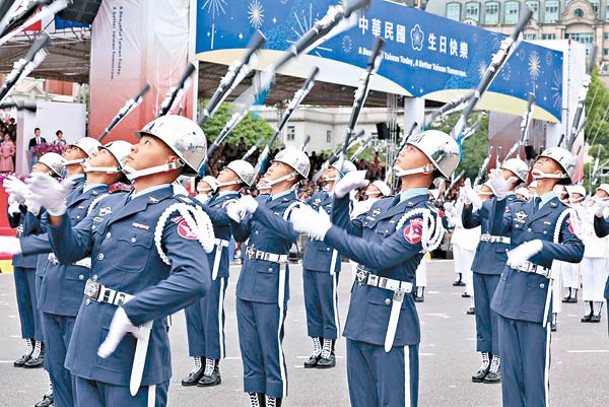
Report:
355,269,367,284
393,290,405,302
84,279,100,300
245,246,256,260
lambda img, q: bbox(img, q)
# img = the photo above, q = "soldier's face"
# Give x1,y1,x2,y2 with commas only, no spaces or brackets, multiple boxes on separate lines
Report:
533,156,562,177
265,161,295,182
217,168,239,183
396,144,433,174
365,184,382,199
126,135,178,171
596,190,609,199
87,148,119,169
478,184,493,201
197,180,212,193
501,168,519,181
63,145,87,161
32,162,51,174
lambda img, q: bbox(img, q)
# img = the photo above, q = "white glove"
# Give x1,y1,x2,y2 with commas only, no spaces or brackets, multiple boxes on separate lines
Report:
24,173,71,216
0,236,22,255
506,239,543,268
334,170,370,199
239,195,259,214
8,202,21,216
459,178,481,208
97,306,145,358
487,169,514,200
290,205,332,241
3,176,29,204
24,195,42,216
226,202,243,222
593,198,609,218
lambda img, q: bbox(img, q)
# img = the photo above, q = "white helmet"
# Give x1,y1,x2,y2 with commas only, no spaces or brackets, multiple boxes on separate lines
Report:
331,159,357,176
501,158,529,183
126,115,207,180
567,185,586,197
197,176,219,193
224,159,256,187
533,147,576,184
368,180,391,197
272,147,311,179
597,184,609,195
37,152,65,177
64,137,102,166
394,130,460,180
514,187,531,200
83,140,133,174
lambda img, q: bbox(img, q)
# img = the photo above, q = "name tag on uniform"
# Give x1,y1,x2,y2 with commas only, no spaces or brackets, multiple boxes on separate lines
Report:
99,206,112,216
93,216,104,223
544,221,552,225
132,222,150,231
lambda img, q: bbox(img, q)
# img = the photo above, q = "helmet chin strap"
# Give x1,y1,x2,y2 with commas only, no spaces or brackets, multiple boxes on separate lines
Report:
123,161,184,182
216,180,242,188
393,164,435,177
531,169,567,180
82,162,121,174
64,158,86,166
259,172,297,188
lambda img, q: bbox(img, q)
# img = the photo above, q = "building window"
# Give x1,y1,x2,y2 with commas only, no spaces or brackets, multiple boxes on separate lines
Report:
504,1,519,24
526,1,540,20
466,2,480,22
446,2,461,20
574,8,584,17
523,34,537,40
566,32,595,56
544,0,559,23
286,126,295,141
326,130,332,143
604,33,609,40
485,1,499,24
606,4,609,20
604,48,609,56
542,33,556,39
590,0,599,17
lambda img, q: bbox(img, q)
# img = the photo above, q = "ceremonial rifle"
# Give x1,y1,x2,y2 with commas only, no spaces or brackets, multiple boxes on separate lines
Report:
444,170,465,198
198,31,266,125
424,93,471,129
504,93,535,162
349,133,373,162
591,145,603,187
156,62,197,118
0,0,20,36
0,32,50,104
495,146,503,170
312,129,365,183
301,135,311,151
0,100,36,112
98,84,151,142
242,138,265,161
567,45,596,150
473,146,494,187
384,121,419,184
451,7,533,139
0,0,68,46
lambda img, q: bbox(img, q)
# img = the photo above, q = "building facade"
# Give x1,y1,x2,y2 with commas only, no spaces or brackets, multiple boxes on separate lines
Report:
427,0,609,75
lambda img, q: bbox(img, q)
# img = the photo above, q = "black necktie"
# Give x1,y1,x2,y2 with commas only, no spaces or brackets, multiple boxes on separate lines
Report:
533,196,541,214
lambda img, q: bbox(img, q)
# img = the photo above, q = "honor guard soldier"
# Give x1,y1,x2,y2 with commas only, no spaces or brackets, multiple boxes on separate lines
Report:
5,115,214,406
291,130,460,407
195,175,219,203
3,152,66,373
182,159,256,387
226,147,310,407
591,184,609,335
461,158,528,384
3,141,132,407
302,159,356,369
486,147,584,407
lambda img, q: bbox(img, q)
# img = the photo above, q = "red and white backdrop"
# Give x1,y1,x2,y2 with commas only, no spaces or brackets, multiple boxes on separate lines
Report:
88,0,196,143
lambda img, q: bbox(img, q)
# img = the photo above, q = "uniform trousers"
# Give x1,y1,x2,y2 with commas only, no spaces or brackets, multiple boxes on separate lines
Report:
346,338,419,407
562,262,580,290
453,245,475,295
415,255,427,287
303,269,339,339
551,262,562,314
473,272,500,355
237,298,288,398
13,267,40,339
581,257,609,302
185,277,228,359
73,376,168,407
498,315,550,407
41,313,76,407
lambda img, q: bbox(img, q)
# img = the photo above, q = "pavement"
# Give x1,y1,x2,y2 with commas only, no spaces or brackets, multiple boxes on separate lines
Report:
1,260,608,406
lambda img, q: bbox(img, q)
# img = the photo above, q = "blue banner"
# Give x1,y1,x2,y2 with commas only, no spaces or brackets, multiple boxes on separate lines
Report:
195,0,563,121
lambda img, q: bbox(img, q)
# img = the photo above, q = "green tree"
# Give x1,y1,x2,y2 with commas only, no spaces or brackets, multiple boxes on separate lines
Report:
199,101,274,146
584,66,609,186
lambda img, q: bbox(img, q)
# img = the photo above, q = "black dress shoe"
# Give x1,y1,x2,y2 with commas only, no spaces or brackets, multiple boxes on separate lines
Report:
590,315,601,323
23,353,44,368
461,293,471,298
568,297,578,303
414,294,424,303
316,353,336,369
551,322,557,332
303,354,320,368
181,366,205,386
562,296,570,303
472,365,490,383
466,307,475,315
197,369,221,386
581,314,592,322
483,371,501,383
34,393,53,407
13,353,31,367
453,281,465,287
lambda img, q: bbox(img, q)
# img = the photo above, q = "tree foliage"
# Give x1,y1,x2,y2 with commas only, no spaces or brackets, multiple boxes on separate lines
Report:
584,65,609,187
199,101,274,146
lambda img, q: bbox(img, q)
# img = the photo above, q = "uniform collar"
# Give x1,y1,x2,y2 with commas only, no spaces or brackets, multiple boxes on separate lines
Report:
399,188,429,203
537,191,556,209
271,189,293,202
83,183,106,193
130,184,170,200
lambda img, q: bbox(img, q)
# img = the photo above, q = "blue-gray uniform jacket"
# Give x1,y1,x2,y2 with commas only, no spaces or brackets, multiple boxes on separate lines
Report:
328,192,437,347
19,184,110,316
199,191,240,280
8,205,40,269
489,196,584,323
45,186,210,386
462,195,521,275
302,191,346,273
231,191,300,304
593,216,609,299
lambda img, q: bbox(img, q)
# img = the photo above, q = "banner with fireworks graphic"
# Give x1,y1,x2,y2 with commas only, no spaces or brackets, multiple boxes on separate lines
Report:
195,0,563,122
